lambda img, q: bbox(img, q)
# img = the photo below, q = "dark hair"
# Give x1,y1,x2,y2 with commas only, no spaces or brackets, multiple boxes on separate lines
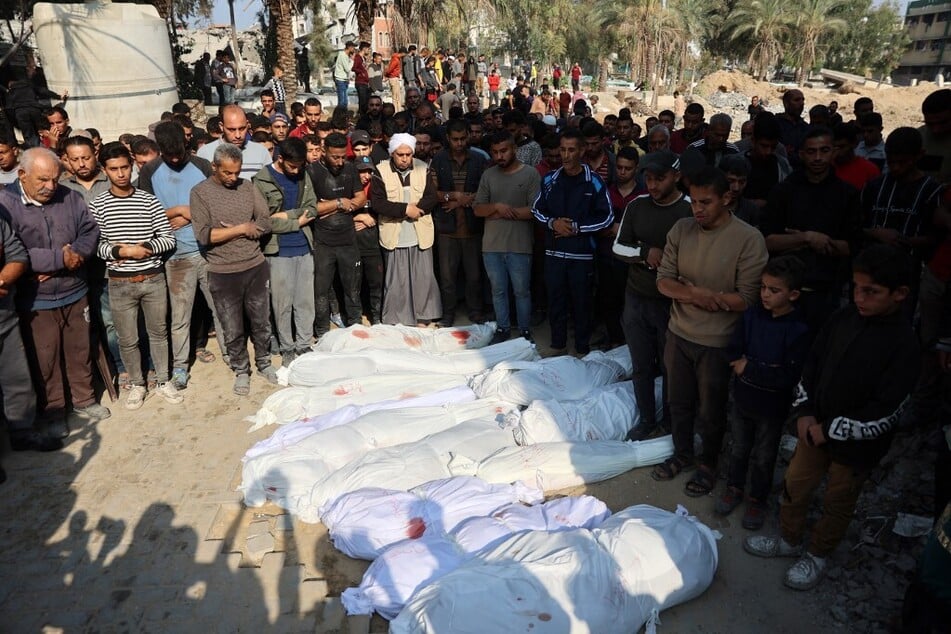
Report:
45,105,69,120
763,255,806,291
804,126,833,142
316,121,334,133
131,137,159,157
291,102,305,116
260,88,275,99
541,133,561,150
278,137,307,163
250,115,272,130
63,136,95,152
581,121,605,139
658,109,675,119
446,118,468,135
560,128,584,145
884,127,923,157
251,130,273,144
853,244,914,290
502,110,526,126
0,129,17,147
172,114,194,130
922,89,951,115
324,132,348,149
488,131,515,147
808,104,829,120
832,122,859,144
752,111,781,141
616,146,640,163
684,103,704,118
86,128,101,140
854,96,874,111
302,134,320,146
98,141,132,167
154,121,186,156
688,165,729,196
719,154,751,177
603,114,618,124
418,125,441,143
859,112,883,128
206,116,222,134
303,97,322,109
172,102,191,115
448,106,464,120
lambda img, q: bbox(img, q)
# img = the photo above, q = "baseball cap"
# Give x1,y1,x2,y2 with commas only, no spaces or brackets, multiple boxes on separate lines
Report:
355,156,374,171
350,130,371,147
639,150,680,175
270,112,289,124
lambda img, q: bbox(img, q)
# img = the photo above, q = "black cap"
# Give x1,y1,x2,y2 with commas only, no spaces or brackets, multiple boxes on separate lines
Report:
355,156,374,171
350,130,371,147
639,150,681,175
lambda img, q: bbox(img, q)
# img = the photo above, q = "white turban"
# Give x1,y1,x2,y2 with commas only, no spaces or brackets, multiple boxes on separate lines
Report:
388,133,417,155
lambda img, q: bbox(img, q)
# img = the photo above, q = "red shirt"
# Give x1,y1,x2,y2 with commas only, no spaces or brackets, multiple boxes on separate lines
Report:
834,156,880,191
289,123,316,139
571,66,581,80
352,53,369,85
559,92,571,112
488,74,500,91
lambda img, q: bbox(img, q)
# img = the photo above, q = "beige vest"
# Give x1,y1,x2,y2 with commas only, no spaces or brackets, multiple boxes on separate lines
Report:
377,158,434,250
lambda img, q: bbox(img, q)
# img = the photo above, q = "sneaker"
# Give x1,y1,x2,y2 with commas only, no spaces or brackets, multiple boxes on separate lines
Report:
157,381,184,404
743,535,803,559
715,486,744,516
489,328,510,345
258,366,280,385
233,373,251,396
125,385,147,410
784,553,826,590
73,402,111,422
742,500,768,530
171,368,189,390
520,329,534,343
330,312,345,329
9,430,63,452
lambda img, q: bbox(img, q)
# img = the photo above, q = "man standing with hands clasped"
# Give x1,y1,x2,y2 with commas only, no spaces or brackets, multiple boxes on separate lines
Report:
190,144,275,396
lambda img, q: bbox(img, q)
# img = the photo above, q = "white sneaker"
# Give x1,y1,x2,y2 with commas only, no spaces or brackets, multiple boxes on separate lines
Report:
784,553,826,590
743,535,803,558
125,386,147,410
156,381,184,404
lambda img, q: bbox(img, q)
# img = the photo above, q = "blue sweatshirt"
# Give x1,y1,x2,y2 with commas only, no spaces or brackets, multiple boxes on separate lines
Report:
726,303,810,420
531,165,613,260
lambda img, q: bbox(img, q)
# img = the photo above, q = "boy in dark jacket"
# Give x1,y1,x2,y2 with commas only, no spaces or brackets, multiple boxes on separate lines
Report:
745,244,920,591
716,256,810,529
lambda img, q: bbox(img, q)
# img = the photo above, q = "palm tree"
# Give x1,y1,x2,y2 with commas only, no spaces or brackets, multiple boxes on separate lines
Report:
729,0,791,81
266,0,298,102
790,0,848,85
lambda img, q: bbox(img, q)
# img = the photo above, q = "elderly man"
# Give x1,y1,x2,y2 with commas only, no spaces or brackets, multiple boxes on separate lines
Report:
684,113,740,168
646,124,671,153
370,132,441,326
197,104,273,180
0,201,62,461
190,143,276,396
0,147,109,436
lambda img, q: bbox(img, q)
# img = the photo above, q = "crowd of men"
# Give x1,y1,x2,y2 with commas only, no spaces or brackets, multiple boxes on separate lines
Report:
1,52,950,623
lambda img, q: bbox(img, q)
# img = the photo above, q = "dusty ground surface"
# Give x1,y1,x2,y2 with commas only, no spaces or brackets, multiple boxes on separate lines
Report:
4,313,932,634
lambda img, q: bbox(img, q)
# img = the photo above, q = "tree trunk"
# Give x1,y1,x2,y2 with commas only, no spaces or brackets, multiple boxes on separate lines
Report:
269,0,298,103
227,0,244,88
356,0,374,42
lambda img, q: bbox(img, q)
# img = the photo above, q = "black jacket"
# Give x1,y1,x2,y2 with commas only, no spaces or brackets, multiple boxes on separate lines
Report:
791,304,919,468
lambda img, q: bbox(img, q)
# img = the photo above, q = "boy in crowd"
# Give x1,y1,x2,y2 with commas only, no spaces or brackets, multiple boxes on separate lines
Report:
716,256,810,529
353,156,384,324
652,166,768,496
745,245,920,590
612,151,691,441
89,143,182,410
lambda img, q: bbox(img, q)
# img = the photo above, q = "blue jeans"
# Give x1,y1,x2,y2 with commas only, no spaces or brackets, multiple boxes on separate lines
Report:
335,80,349,108
483,252,531,331
221,83,235,105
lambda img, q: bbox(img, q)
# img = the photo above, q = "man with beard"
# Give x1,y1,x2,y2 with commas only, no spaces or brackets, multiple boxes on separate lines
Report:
777,89,809,168
670,103,706,154
190,143,275,396
253,138,318,366
308,133,367,337
289,98,323,140
371,133,442,326
270,113,291,143
474,131,540,342
356,94,385,132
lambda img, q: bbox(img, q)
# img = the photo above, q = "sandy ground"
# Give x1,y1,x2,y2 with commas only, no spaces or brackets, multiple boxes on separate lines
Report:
0,313,851,633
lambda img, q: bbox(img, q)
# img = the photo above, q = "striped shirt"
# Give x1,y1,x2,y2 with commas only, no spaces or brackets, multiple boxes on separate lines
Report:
89,188,176,277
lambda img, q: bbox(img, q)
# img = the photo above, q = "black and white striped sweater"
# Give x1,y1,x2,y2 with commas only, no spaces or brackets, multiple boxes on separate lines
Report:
89,188,176,277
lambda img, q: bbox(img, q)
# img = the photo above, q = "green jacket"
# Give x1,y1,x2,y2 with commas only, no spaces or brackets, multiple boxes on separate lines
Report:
252,164,318,255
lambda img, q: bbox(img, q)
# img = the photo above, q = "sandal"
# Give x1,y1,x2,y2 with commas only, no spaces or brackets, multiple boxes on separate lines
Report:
715,486,744,516
195,348,216,364
651,456,694,482
684,465,716,498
